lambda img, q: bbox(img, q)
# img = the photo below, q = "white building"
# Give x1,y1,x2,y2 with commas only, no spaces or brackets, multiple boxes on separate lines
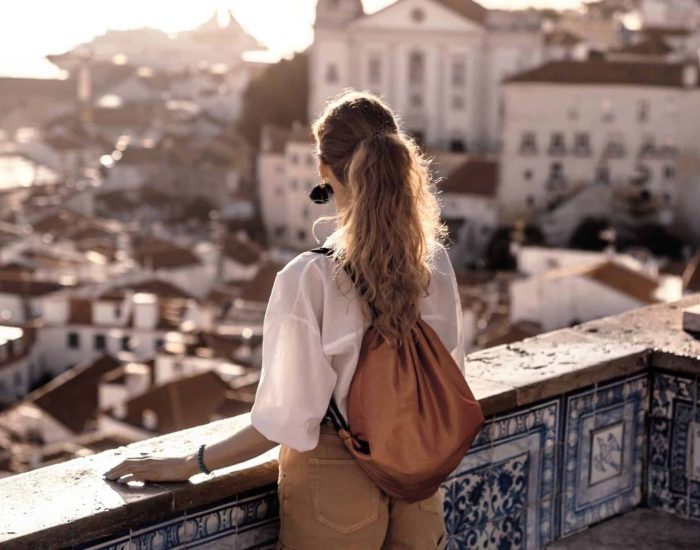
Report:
510,259,682,331
498,58,700,237
309,0,545,152
257,124,335,250
0,326,34,406
637,0,700,30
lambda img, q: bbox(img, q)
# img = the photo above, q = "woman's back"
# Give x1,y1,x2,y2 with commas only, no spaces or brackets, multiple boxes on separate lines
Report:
251,237,465,454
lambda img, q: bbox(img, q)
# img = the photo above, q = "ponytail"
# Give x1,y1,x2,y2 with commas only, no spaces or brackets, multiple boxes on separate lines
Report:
312,91,448,347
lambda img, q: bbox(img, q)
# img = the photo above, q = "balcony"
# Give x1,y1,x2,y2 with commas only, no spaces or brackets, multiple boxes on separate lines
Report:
2,296,700,549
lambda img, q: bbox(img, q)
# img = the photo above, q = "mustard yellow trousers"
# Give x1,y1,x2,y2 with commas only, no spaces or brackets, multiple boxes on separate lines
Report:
276,421,448,549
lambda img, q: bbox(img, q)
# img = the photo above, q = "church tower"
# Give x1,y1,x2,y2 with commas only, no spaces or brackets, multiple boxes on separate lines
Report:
315,0,364,28
308,0,364,120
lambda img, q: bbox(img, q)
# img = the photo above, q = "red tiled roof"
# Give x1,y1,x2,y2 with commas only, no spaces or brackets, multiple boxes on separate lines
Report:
119,371,233,434
222,234,263,265
440,158,498,197
507,60,697,88
238,261,285,303
544,30,583,47
544,260,661,304
30,355,122,433
133,240,201,270
102,279,194,300
0,275,66,297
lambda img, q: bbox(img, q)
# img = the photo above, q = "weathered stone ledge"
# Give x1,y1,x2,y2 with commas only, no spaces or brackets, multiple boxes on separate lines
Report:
1,295,699,549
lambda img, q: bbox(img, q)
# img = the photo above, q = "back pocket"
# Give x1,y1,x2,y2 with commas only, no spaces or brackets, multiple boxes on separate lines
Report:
309,458,380,534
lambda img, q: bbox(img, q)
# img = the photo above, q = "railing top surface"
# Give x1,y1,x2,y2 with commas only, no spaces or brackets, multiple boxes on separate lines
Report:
1,294,699,549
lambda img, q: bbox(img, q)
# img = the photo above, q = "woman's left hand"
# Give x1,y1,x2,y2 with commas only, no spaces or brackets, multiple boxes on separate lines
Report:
103,452,198,483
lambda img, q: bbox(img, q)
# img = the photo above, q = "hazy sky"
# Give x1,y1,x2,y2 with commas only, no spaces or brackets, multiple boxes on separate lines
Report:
0,0,583,78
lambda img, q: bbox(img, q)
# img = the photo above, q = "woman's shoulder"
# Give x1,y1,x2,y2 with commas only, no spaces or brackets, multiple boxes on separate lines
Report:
275,249,333,287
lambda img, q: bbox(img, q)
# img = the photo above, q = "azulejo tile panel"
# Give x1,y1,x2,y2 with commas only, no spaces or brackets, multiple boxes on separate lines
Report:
648,370,700,520
560,373,647,538
82,486,279,550
442,398,559,549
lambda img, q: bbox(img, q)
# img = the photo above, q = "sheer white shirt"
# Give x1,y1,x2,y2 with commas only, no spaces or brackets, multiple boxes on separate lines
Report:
250,238,465,452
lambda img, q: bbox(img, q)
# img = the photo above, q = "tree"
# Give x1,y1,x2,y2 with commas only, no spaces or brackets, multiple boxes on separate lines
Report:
237,52,309,149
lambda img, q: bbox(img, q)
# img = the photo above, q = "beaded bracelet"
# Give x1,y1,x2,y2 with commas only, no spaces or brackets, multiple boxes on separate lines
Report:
198,443,212,475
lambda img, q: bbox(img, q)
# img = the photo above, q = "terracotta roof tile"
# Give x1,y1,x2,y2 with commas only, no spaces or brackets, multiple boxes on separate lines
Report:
222,235,264,265
440,158,498,197
434,0,488,24
0,275,67,297
507,60,697,88
120,370,233,434
30,355,122,433
237,261,285,303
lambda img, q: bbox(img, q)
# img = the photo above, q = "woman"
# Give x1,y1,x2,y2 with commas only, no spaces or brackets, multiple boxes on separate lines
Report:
103,90,465,549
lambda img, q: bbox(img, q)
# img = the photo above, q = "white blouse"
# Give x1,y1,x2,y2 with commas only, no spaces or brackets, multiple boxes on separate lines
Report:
250,236,466,452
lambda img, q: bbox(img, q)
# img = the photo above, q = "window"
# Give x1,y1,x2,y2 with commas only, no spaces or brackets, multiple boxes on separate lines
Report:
302,206,310,220
290,153,299,165
567,106,579,121
573,133,591,157
664,164,676,180
297,229,307,242
67,332,80,349
408,51,425,85
94,333,106,351
368,55,382,85
548,133,566,156
639,135,656,157
547,162,566,190
449,139,465,153
411,7,425,23
121,335,131,352
602,98,614,122
637,99,650,123
410,93,423,108
526,195,535,207
524,169,533,181
325,63,339,84
155,338,164,350
520,132,537,155
451,95,465,110
451,57,467,87
631,164,651,186
596,164,610,185
604,132,625,158
14,372,22,388
306,154,315,167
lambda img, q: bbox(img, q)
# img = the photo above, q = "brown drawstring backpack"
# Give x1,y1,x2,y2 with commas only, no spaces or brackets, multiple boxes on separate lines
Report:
311,246,485,502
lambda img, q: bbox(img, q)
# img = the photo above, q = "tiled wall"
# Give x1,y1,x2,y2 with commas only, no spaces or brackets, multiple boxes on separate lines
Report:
648,369,700,520
83,369,700,550
442,372,647,548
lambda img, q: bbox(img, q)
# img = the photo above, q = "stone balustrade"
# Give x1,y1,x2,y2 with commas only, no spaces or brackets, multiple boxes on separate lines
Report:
1,294,700,549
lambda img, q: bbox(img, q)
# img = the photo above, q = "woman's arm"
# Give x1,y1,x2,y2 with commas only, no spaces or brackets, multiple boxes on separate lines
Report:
102,417,278,483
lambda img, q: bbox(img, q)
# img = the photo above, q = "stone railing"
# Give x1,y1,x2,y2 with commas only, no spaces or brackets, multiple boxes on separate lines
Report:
1,295,700,549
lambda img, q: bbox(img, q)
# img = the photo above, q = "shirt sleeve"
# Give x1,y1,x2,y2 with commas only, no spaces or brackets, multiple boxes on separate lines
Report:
443,247,467,377
250,266,337,452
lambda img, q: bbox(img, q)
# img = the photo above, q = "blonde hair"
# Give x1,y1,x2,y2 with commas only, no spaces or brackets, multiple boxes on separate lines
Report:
312,90,448,347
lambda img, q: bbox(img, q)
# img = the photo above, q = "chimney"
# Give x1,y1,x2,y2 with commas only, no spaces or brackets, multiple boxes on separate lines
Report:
133,293,158,330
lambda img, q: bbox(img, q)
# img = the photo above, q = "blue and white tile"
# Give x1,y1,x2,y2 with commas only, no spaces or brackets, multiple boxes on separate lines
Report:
442,398,559,549
648,370,700,520
560,374,647,537
82,487,279,550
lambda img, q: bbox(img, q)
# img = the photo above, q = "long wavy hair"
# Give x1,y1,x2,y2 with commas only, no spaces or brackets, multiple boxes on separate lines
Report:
312,90,448,347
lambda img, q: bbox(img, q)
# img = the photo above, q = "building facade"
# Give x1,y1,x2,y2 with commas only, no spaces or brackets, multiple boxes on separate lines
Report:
309,0,544,152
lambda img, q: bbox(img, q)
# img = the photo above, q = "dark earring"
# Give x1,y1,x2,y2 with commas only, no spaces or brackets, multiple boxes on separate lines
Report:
309,181,333,204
